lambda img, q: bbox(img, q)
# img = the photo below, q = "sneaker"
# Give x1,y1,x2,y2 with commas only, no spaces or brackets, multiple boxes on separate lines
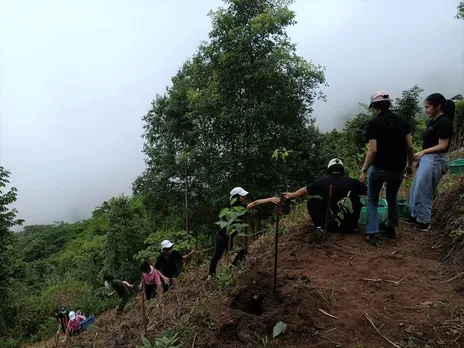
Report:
416,223,430,232
404,217,417,225
207,274,214,281
313,226,325,244
379,221,396,239
365,234,378,246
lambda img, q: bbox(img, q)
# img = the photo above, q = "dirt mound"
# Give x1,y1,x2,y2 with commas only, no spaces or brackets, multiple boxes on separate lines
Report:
432,174,464,283
24,208,464,348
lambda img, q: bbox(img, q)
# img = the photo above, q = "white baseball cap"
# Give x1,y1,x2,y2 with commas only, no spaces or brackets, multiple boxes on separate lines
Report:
230,187,249,200
161,240,174,251
69,311,76,321
328,158,343,168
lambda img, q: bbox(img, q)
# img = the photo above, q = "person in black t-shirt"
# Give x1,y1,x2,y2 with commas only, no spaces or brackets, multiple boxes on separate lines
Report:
360,91,414,246
407,93,455,232
207,187,280,278
55,306,69,342
284,158,367,236
156,240,197,290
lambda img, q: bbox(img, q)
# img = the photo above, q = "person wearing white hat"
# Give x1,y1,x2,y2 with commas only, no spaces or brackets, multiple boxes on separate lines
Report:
284,158,367,238
155,240,198,290
360,91,414,246
64,310,86,341
208,187,280,278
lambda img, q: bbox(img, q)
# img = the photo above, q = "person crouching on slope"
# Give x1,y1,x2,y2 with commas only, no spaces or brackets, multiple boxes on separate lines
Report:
156,240,198,291
207,187,280,279
103,274,133,314
139,260,166,300
63,311,86,342
284,158,367,237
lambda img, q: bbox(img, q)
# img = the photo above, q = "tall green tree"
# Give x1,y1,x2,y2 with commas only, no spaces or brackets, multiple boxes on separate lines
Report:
0,167,24,333
454,100,464,138
104,196,146,282
135,0,326,234
393,85,424,131
457,1,464,19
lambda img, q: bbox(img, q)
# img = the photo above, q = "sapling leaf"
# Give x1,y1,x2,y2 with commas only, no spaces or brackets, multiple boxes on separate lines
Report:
141,336,151,347
219,208,229,217
273,321,287,338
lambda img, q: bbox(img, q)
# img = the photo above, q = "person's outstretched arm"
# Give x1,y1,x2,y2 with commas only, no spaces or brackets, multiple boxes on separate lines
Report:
284,187,308,200
246,196,280,209
183,249,199,260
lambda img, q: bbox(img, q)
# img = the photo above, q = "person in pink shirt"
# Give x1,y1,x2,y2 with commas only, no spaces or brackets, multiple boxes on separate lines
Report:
139,260,168,300
64,311,85,341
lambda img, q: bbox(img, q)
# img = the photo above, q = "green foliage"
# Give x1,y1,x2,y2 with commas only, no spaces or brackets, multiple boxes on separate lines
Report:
454,100,464,138
215,198,249,237
0,166,24,335
136,333,180,348
272,321,287,338
457,1,464,19
136,229,197,262
104,195,148,282
392,85,424,131
134,0,327,240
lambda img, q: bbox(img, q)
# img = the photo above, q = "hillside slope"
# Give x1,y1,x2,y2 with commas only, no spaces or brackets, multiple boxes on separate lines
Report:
24,209,464,348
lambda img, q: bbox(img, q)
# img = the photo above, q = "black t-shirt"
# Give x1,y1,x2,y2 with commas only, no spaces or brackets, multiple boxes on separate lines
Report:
422,115,453,152
56,309,69,330
306,175,367,210
366,112,411,172
155,250,183,278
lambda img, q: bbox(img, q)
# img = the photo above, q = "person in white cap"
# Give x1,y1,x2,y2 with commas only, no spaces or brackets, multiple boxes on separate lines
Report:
284,158,367,238
360,91,414,246
208,187,280,278
64,310,86,341
155,240,198,290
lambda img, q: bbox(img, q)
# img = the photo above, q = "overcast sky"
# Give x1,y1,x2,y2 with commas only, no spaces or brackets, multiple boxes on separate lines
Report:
1,0,463,226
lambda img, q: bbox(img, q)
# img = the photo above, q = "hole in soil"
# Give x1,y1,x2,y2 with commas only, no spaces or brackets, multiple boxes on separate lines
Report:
230,293,265,316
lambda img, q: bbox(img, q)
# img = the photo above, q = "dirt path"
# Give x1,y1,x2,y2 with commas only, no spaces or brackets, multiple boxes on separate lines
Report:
24,222,464,348
224,223,464,347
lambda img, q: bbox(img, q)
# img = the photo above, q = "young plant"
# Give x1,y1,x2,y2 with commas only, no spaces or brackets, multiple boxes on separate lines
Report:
215,198,249,238
136,333,180,348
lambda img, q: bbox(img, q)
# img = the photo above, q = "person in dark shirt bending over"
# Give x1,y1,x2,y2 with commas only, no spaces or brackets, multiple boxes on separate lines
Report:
285,158,367,237
360,91,414,246
155,240,197,290
407,93,454,231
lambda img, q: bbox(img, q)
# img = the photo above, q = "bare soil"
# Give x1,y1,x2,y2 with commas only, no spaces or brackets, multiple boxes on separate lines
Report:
24,222,464,348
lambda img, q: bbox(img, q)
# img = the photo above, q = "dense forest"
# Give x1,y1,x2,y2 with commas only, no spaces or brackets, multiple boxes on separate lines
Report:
1,0,464,346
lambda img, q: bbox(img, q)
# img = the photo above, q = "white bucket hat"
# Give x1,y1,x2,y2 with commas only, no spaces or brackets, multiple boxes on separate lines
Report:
69,311,76,321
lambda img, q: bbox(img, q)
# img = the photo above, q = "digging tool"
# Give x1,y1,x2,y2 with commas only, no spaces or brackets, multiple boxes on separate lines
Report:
273,201,281,297
140,283,147,334
323,185,333,244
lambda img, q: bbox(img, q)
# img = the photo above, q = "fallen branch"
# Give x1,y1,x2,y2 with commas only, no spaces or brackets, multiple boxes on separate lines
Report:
364,313,400,348
443,272,464,283
361,277,405,286
318,309,338,320
362,278,382,283
191,333,196,348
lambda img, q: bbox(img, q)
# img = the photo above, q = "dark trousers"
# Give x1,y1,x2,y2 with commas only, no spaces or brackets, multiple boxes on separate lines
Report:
208,231,247,275
307,196,362,232
144,283,157,300
117,295,129,313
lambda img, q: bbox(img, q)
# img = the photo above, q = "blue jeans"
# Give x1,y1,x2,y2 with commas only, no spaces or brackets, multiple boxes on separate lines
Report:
366,166,404,234
410,154,449,224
